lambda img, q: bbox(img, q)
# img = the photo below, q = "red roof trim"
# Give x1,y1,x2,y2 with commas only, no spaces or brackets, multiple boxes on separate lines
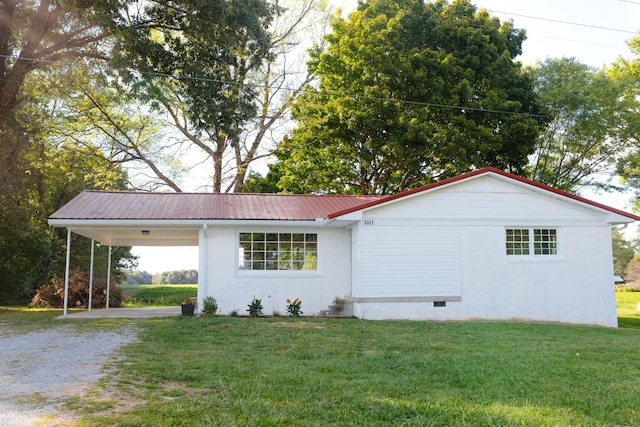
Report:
327,167,640,221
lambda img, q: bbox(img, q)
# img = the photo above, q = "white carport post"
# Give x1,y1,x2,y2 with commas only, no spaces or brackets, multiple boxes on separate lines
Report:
106,246,112,309
197,224,208,312
63,229,71,316
88,239,95,311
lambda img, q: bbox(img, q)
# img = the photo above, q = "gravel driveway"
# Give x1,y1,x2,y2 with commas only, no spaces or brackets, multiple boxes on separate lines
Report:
0,325,138,426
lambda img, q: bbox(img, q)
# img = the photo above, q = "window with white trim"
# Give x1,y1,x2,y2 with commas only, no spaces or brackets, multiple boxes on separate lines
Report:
238,232,318,271
506,228,558,256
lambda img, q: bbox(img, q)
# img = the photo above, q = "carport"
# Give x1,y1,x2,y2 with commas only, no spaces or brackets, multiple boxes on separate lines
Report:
48,191,206,316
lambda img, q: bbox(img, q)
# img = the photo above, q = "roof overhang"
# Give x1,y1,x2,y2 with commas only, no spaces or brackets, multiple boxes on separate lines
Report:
49,218,336,246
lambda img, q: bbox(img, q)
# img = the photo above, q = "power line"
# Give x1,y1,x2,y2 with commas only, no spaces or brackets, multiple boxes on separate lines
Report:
525,33,629,52
488,9,638,35
0,53,551,120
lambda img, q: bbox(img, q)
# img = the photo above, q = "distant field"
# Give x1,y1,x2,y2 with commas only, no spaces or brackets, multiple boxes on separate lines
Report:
120,284,197,307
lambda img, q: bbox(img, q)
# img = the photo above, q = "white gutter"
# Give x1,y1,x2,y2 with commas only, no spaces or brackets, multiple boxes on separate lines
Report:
48,219,326,228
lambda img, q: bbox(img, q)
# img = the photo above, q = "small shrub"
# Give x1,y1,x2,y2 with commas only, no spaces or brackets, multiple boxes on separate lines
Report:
29,268,123,309
332,295,346,312
182,295,194,304
247,297,263,318
230,309,239,317
286,297,302,317
202,296,218,316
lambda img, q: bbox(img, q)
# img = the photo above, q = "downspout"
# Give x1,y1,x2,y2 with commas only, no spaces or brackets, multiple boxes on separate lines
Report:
63,229,71,316
88,239,95,312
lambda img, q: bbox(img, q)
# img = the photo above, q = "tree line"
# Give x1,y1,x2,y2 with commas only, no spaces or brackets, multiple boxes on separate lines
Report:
1,0,639,301
125,270,198,285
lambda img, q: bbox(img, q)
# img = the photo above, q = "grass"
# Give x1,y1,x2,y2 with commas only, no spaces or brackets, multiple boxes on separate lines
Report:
120,284,197,307
76,317,640,426
3,289,640,425
617,290,640,328
0,306,63,335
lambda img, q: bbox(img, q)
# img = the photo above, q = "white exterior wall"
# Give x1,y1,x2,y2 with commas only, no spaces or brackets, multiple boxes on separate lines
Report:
200,226,351,315
350,176,619,327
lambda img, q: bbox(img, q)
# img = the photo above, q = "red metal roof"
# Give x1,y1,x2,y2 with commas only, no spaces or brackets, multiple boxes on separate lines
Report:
49,191,385,221
49,168,640,223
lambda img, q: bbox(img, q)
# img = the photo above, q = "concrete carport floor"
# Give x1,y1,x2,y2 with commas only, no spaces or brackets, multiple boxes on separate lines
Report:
57,306,181,319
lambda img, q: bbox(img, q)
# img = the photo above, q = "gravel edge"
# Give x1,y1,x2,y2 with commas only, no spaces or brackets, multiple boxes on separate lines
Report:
0,325,138,426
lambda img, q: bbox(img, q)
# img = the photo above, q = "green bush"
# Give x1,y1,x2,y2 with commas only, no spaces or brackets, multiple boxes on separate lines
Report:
247,297,263,317
202,296,218,316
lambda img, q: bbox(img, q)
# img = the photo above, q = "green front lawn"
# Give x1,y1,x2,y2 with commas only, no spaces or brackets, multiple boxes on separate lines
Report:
77,311,640,426
3,291,640,425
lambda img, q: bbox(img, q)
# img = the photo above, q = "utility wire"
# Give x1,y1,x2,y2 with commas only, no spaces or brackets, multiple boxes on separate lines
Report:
487,10,638,35
525,33,629,52
0,53,551,120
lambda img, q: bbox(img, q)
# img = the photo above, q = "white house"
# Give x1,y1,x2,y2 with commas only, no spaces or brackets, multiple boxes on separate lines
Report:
49,167,639,327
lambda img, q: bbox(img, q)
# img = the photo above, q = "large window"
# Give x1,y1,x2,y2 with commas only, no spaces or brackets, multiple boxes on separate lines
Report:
239,232,318,271
506,228,558,256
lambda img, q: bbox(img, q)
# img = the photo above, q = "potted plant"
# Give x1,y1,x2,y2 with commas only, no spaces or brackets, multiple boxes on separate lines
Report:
329,296,346,314
181,295,196,316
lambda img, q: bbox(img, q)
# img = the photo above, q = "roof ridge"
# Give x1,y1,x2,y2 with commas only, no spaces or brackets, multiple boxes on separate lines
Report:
80,190,384,198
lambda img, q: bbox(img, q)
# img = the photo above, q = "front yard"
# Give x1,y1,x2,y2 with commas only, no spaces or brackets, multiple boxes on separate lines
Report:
74,291,640,426
2,290,640,426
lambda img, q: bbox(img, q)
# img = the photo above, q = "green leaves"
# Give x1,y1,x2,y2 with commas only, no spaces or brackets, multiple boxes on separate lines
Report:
529,57,636,192
116,0,279,138
281,0,543,194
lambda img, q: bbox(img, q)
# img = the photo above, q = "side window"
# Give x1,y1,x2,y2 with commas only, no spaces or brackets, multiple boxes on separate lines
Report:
533,229,557,255
239,232,318,271
506,228,558,257
506,228,530,255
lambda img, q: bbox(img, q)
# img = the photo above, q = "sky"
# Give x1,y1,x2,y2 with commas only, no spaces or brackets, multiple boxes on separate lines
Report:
132,0,640,274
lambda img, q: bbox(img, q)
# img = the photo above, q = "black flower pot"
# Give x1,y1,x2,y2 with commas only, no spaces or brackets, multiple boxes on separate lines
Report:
181,303,195,316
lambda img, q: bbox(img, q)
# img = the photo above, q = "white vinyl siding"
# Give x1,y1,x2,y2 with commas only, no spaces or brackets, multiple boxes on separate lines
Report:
367,177,603,223
355,225,461,297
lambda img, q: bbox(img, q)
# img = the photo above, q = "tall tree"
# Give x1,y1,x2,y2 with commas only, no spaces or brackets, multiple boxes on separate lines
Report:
106,0,328,193
114,0,280,192
279,0,544,195
611,34,640,208
0,0,121,116
528,58,631,192
0,63,135,302
611,231,637,279
0,0,126,187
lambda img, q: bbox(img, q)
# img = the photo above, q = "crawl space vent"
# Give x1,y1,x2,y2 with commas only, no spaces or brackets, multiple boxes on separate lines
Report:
433,301,446,308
